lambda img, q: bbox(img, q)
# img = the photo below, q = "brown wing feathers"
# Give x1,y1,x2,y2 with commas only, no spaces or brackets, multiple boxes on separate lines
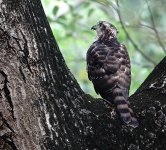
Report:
87,40,139,128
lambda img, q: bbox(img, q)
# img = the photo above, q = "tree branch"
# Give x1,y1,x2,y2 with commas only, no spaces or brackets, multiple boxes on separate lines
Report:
145,0,166,54
115,0,157,66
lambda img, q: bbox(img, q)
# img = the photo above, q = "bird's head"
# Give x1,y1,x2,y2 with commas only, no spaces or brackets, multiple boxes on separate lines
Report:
91,21,118,40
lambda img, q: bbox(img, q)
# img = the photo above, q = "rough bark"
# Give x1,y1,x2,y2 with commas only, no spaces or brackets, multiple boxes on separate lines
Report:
0,0,166,150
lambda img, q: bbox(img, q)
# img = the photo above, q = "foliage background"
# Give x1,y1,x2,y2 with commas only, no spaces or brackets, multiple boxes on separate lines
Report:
41,0,165,97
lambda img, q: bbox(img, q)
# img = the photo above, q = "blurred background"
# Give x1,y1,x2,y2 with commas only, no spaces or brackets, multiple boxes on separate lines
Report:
41,0,165,97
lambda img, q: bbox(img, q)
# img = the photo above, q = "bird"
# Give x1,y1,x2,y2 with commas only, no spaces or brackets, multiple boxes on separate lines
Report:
86,21,139,128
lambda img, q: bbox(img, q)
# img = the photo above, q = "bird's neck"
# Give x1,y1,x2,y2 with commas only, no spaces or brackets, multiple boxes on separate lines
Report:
97,35,117,44
95,33,116,43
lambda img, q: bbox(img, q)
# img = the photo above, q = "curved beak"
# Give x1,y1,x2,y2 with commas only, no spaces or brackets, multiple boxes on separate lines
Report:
91,25,97,30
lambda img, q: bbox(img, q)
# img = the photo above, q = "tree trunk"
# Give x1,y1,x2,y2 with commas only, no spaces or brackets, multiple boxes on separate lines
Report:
0,0,166,150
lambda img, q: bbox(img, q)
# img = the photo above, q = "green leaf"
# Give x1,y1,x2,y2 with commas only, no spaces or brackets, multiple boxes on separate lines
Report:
58,15,66,20
82,2,90,8
53,6,59,15
88,8,94,17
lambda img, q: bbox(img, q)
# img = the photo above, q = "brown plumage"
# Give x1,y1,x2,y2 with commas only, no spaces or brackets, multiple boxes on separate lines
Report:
86,21,138,128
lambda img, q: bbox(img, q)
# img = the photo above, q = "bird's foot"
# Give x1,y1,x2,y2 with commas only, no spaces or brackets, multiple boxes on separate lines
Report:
102,99,112,106
110,107,116,118
100,99,116,118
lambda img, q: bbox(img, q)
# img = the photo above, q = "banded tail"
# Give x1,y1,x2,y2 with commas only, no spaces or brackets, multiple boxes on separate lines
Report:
113,87,139,128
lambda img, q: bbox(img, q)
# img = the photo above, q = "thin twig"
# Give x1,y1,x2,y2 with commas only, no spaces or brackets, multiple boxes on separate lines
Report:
139,23,154,31
145,0,166,54
115,0,157,66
